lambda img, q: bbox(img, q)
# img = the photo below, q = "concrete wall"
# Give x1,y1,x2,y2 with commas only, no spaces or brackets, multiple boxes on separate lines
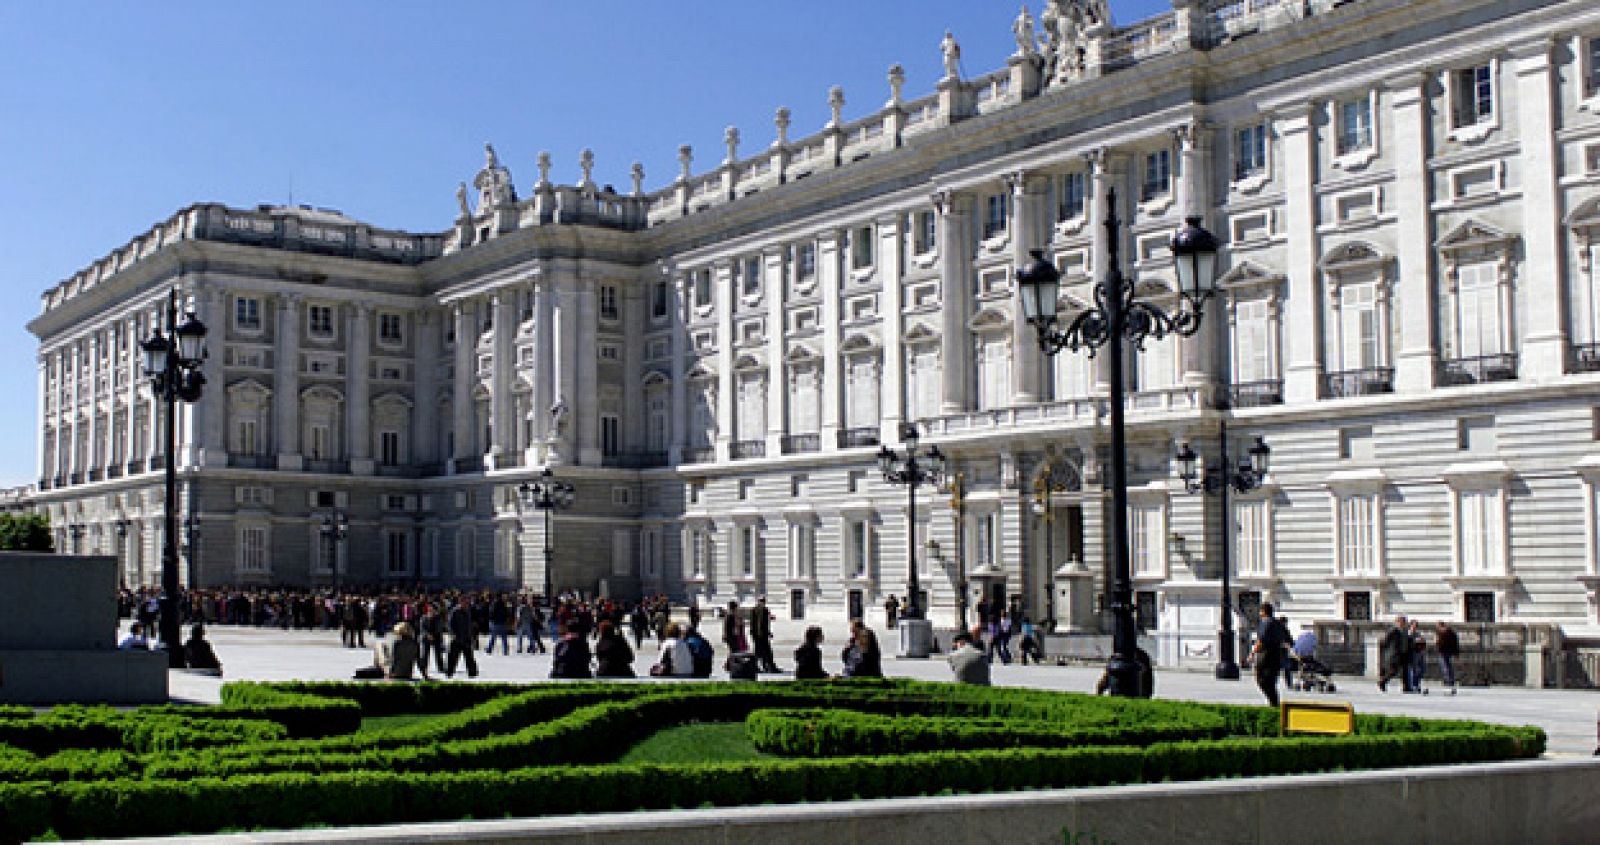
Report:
84,758,1600,845
0,553,117,650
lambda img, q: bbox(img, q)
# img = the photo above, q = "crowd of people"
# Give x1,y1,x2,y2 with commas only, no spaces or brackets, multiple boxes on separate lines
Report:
1247,604,1462,706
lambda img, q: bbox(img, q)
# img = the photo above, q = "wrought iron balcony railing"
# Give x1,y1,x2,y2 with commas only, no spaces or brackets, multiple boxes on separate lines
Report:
1227,379,1284,408
836,427,880,449
782,434,821,454
1320,367,1395,399
1436,353,1518,387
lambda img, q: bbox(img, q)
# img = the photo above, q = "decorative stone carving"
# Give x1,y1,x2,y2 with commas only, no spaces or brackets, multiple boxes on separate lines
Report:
455,182,471,221
1013,5,1039,58
828,87,845,128
1041,1,1106,87
578,149,595,189
536,151,553,188
774,107,791,147
677,145,693,182
474,143,516,210
940,30,962,81
724,127,740,165
887,64,906,106
630,162,645,196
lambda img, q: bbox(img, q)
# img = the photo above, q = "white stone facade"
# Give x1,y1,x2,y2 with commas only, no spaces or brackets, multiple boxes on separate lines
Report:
26,0,1600,659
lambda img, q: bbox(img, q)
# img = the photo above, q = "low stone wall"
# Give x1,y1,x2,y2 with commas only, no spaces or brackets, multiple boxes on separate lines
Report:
85,758,1600,845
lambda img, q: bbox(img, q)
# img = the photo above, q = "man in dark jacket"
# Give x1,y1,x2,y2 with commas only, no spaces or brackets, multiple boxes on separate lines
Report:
1249,602,1289,706
1378,615,1409,692
1435,620,1460,694
446,597,479,679
749,596,779,673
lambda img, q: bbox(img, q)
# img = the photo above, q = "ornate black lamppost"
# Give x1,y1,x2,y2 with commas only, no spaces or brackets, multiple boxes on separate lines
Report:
140,288,208,668
319,511,349,594
1015,190,1220,696
518,467,575,604
1176,423,1270,679
876,422,945,620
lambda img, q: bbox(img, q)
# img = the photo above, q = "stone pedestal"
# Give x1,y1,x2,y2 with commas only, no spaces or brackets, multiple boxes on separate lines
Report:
1055,560,1097,633
0,553,168,705
897,618,933,658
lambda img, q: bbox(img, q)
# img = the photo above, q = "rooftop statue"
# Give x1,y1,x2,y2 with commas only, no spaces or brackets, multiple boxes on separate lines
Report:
474,143,516,210
1013,6,1039,58
940,30,962,81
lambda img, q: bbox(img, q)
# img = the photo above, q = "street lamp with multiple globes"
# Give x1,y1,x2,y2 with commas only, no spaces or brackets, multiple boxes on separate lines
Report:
518,467,576,604
1175,423,1270,679
876,421,946,620
140,288,208,668
1015,189,1220,697
319,511,349,594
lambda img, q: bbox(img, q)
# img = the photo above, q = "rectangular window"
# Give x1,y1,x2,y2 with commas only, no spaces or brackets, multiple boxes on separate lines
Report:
1234,299,1272,383
851,226,874,270
455,529,476,577
1338,493,1379,576
1338,97,1374,154
308,305,334,338
1455,260,1502,357
641,528,660,578
652,281,669,319
378,313,403,344
1234,499,1270,577
914,211,937,254
1234,124,1267,180
796,243,817,281
740,525,758,577
238,526,267,573
1457,415,1495,452
975,513,996,569
1135,591,1158,631
1057,172,1086,221
788,522,814,579
379,431,400,466
1340,281,1380,369
1339,426,1374,461
742,256,763,296
1464,591,1496,623
386,531,409,576
235,297,261,331
309,425,331,461
1142,150,1171,202
983,194,1009,240
234,419,258,456
1452,65,1494,128
599,285,619,320
1587,37,1600,98
692,270,712,308
1458,488,1504,576
1343,591,1372,622
849,520,873,578
1129,503,1164,578
600,414,620,456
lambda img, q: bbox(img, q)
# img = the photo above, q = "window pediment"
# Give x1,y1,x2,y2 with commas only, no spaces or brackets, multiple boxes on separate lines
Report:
1566,196,1600,230
1437,219,1516,253
373,391,414,411
1216,260,1285,292
733,353,765,372
839,333,881,355
300,385,344,404
1319,241,1390,273
642,370,671,389
226,378,272,400
1324,468,1388,494
903,322,940,343
967,308,1010,332
785,344,821,364
1441,460,1511,488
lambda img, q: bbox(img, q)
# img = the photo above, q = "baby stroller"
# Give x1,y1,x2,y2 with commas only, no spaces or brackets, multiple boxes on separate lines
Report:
1290,652,1337,693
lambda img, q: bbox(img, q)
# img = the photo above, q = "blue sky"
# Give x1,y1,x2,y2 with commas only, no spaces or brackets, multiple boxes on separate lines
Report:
0,0,1171,487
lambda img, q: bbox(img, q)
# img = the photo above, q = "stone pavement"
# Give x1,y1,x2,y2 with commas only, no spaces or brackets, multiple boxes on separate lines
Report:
144,621,1599,756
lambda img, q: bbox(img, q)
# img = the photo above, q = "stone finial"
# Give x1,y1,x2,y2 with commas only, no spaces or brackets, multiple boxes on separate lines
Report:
774,107,791,147
677,144,693,182
579,149,596,188
537,151,553,187
887,64,906,106
828,86,845,128
455,182,471,220
940,30,962,81
630,162,645,196
724,126,740,165
1013,5,1039,58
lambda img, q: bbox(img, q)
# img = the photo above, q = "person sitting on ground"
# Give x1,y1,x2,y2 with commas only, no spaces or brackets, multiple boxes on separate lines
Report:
118,622,149,651
183,624,223,676
841,623,883,678
793,625,829,680
593,620,636,678
374,622,423,681
948,631,991,685
653,622,695,677
550,622,594,679
682,625,716,678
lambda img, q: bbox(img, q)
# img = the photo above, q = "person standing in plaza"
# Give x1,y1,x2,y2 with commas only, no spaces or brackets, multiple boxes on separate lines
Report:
1249,602,1289,707
1378,615,1410,692
749,596,779,673
721,600,748,654
1435,620,1460,694
419,602,447,675
883,594,900,629
1406,619,1428,693
485,595,511,656
446,596,479,679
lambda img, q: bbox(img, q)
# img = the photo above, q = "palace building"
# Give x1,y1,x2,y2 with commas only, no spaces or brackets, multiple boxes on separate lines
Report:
28,0,1600,674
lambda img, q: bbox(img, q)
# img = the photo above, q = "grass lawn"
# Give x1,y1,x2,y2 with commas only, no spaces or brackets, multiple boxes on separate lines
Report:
617,722,773,765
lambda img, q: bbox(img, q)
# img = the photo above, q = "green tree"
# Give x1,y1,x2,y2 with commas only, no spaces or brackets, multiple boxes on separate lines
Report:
0,512,53,552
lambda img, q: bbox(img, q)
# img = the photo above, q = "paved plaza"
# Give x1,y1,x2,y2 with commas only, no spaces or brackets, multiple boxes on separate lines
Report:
141,621,1600,756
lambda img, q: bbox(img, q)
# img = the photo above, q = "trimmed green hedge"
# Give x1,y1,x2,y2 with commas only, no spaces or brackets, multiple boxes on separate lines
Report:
0,705,286,757
0,679,1547,842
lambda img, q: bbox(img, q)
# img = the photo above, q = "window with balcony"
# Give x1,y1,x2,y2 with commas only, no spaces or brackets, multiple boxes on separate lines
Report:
379,430,400,466
906,343,941,421
601,414,620,457
1231,297,1279,405
1438,221,1517,384
1056,171,1086,222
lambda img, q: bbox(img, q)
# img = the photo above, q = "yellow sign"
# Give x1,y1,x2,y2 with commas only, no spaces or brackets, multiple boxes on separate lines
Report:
1280,699,1355,736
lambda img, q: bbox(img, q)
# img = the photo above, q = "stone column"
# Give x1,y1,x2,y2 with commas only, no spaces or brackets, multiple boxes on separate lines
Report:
937,191,974,413
1391,76,1436,393
818,234,844,446
1175,124,1220,389
715,262,736,461
877,214,905,444
530,275,553,456
1086,152,1126,394
764,249,786,455
85,332,101,474
1279,105,1323,404
669,272,688,464
124,315,140,471
551,274,580,466
1513,40,1567,382
489,291,515,465
275,293,303,469
574,281,600,465
1009,172,1046,404
197,286,227,466
450,301,474,467
348,302,374,475
413,308,439,466
35,358,48,482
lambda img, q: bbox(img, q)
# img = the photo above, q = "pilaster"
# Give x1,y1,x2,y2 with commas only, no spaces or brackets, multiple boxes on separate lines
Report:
765,249,786,455
1175,123,1221,390
275,293,303,470
348,301,374,475
489,291,515,466
1010,172,1047,404
450,301,474,467
1087,151,1128,394
669,273,688,465
413,308,439,466
877,215,906,444
1391,76,1437,394
714,262,737,462
1279,105,1324,404
574,281,601,465
818,234,844,446
937,191,974,413
1512,40,1567,382
551,275,580,466
196,286,227,466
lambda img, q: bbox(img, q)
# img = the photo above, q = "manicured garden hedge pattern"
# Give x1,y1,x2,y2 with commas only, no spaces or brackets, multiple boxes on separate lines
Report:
0,679,1544,842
